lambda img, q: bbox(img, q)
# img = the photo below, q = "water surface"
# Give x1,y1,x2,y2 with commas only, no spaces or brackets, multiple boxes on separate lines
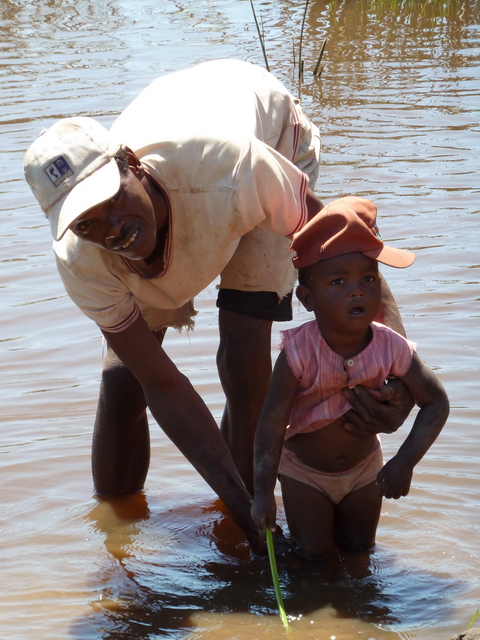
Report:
1,1,479,638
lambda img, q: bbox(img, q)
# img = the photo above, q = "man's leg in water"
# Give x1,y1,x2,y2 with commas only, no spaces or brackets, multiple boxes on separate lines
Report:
92,328,166,496
217,309,273,495
93,324,267,554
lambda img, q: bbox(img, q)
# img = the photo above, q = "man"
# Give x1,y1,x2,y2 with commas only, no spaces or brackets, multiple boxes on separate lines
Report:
24,59,411,549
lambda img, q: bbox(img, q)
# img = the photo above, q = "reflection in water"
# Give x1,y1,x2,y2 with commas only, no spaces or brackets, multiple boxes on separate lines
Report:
88,493,152,562
76,494,463,639
249,0,478,95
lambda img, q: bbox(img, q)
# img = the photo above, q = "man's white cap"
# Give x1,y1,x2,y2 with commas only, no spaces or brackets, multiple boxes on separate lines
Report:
24,117,122,241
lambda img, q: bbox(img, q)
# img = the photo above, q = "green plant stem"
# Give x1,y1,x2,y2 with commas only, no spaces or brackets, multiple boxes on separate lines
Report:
265,527,291,633
468,608,479,629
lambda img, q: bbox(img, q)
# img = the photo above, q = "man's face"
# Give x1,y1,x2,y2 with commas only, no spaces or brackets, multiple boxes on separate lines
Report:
68,168,158,260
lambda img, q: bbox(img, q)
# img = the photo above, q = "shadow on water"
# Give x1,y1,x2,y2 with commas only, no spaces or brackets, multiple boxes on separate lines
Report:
70,493,465,639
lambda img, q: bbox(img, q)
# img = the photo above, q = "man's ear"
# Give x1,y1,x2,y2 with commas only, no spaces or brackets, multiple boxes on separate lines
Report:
295,285,314,312
125,146,144,175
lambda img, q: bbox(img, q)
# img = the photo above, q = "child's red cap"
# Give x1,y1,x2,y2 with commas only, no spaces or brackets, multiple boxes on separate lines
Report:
291,196,415,269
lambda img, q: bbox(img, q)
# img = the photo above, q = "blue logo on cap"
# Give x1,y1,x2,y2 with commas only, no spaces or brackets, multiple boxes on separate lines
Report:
45,156,73,187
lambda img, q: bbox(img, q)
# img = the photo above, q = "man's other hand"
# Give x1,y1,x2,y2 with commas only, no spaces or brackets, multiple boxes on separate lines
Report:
341,378,414,437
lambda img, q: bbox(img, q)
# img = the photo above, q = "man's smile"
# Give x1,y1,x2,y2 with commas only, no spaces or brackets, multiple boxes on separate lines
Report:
120,229,138,249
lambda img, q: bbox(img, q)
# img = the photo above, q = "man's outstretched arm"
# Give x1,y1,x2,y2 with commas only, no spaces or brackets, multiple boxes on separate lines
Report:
101,314,263,552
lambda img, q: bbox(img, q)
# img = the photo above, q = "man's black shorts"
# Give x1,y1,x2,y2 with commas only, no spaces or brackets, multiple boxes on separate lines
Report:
216,289,293,322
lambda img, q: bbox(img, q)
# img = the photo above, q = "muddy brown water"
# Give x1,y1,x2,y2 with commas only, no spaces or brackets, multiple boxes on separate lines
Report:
1,1,479,638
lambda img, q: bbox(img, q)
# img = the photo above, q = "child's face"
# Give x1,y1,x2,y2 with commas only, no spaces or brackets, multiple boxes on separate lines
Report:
296,252,382,335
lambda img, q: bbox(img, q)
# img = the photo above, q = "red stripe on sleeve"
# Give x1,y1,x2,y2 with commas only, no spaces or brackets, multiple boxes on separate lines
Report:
98,304,140,333
288,173,309,238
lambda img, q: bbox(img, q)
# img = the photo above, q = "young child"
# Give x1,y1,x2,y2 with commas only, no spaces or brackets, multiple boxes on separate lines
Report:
251,197,449,560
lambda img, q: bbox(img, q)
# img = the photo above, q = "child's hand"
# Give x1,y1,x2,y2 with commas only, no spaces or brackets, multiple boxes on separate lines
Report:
251,494,277,536
376,456,414,499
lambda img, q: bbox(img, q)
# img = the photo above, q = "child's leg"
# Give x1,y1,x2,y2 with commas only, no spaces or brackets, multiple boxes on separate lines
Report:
334,480,382,551
280,474,336,560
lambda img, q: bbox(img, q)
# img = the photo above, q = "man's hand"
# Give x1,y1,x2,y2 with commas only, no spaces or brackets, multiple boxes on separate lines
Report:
341,378,414,437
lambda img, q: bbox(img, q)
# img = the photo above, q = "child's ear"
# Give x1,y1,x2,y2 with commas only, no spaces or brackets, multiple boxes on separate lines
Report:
295,285,314,312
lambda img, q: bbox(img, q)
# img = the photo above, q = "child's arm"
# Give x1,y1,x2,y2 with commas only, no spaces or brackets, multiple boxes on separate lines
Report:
376,352,449,499
251,349,300,534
